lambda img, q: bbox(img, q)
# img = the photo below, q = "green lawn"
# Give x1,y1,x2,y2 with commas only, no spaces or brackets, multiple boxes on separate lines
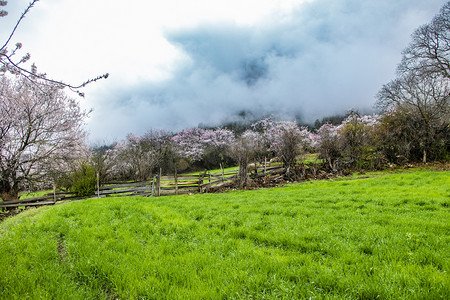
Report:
0,169,449,299
19,190,52,199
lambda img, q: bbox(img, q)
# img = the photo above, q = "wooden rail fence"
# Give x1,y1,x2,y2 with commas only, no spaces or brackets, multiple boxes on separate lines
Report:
0,165,284,209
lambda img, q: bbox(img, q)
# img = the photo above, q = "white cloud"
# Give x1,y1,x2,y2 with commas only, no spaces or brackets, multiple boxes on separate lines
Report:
1,0,448,141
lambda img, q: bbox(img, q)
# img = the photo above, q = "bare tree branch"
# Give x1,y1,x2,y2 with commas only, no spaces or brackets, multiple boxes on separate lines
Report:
0,0,39,52
399,2,450,79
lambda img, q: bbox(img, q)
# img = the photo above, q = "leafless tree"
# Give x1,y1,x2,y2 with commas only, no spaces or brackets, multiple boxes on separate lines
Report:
399,2,450,79
89,142,116,184
0,0,108,96
269,122,305,173
339,112,380,169
374,110,415,164
377,73,450,163
0,76,89,200
227,136,256,188
143,129,177,173
316,124,343,172
108,130,176,182
114,135,160,182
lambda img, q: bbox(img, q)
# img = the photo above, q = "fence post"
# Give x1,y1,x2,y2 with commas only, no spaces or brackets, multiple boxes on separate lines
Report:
174,166,178,196
198,171,203,193
97,172,100,198
53,183,56,203
220,163,225,183
157,168,162,197
156,175,159,197
152,176,156,197
209,172,212,190
264,157,267,174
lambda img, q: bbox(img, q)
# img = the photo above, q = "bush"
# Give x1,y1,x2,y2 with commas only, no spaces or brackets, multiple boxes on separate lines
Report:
375,109,450,164
69,162,97,197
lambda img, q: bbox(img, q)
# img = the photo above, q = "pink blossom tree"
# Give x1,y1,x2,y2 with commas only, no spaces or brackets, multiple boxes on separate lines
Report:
172,127,235,169
0,76,89,200
316,123,342,172
172,128,205,162
227,133,258,187
263,121,307,172
316,113,381,171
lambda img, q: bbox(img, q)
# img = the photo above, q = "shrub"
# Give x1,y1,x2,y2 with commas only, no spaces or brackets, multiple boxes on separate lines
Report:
69,162,97,197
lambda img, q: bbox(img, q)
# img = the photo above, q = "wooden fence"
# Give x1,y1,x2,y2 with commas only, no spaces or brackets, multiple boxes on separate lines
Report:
0,164,284,209
0,191,81,209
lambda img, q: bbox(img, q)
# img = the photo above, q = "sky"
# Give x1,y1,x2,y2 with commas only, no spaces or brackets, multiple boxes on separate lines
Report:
1,0,447,142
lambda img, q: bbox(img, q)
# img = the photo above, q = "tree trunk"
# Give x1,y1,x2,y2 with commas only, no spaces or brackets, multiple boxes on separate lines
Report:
238,161,249,188
0,179,20,201
423,149,427,163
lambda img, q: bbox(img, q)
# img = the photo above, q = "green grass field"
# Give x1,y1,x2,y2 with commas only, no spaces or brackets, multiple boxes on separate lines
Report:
0,169,449,299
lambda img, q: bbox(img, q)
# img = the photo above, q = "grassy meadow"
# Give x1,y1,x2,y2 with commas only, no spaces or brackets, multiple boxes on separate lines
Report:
0,169,449,299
